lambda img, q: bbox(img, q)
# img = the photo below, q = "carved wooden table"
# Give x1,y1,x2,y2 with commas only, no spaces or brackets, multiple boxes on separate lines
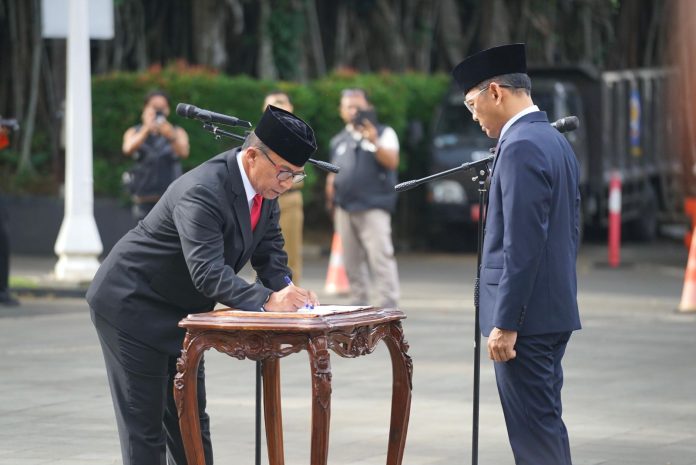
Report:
174,307,413,465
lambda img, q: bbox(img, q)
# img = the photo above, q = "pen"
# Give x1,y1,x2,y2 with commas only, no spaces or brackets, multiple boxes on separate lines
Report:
284,275,313,309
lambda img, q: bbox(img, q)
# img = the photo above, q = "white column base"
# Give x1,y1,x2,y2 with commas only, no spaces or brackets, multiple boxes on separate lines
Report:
54,214,102,283
54,254,101,283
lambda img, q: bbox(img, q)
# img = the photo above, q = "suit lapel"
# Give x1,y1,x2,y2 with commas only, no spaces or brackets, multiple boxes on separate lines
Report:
491,111,549,177
490,140,505,177
226,150,253,254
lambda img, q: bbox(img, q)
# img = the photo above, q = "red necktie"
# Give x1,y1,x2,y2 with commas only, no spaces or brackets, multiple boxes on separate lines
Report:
250,194,263,231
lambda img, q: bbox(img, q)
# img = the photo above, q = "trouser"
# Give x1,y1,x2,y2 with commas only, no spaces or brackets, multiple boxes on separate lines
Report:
0,198,9,292
494,331,573,465
91,309,213,465
335,207,399,308
278,189,304,284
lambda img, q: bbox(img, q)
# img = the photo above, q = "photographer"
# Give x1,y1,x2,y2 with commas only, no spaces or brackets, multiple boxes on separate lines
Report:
123,90,190,220
325,88,400,308
0,119,19,306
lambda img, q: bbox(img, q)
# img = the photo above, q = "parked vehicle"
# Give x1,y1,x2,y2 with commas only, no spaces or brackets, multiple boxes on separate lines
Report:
424,66,685,247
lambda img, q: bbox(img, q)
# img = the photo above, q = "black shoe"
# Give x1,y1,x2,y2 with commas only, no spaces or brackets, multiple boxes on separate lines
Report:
0,291,20,307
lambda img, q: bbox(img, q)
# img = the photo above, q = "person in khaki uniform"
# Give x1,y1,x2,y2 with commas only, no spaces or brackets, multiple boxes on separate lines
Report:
263,91,304,283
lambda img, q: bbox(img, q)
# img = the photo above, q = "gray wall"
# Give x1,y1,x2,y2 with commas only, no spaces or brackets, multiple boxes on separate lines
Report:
3,195,136,256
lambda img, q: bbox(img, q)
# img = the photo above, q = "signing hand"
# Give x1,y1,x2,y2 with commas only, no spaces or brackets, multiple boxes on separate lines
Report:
264,285,320,312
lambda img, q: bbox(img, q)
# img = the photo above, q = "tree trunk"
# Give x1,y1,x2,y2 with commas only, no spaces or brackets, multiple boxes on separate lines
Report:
410,0,437,72
373,0,408,71
333,1,350,69
305,0,327,77
7,0,27,154
18,0,42,175
42,43,63,183
480,0,510,49
257,0,277,79
436,0,467,69
192,0,229,69
134,0,147,70
672,0,696,196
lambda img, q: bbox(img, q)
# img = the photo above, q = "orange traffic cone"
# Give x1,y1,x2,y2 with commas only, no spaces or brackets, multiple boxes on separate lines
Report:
324,232,350,296
678,226,696,313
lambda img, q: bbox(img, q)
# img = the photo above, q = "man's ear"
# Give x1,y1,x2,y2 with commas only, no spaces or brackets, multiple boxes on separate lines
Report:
490,83,505,104
246,147,257,164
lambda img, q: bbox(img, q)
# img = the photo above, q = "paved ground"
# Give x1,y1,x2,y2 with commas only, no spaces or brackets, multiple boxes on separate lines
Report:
1,239,695,465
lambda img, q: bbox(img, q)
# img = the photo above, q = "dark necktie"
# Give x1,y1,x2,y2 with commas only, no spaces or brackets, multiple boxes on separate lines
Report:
250,194,263,231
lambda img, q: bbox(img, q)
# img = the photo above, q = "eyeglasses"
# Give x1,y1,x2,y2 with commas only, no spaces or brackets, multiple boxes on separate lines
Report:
464,84,512,114
256,146,306,184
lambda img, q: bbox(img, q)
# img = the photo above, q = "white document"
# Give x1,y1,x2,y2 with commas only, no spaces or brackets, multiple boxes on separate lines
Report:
297,305,371,315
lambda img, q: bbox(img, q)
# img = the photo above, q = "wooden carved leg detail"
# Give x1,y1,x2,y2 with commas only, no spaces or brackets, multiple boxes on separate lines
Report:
307,335,332,465
382,321,413,465
174,331,208,465
262,358,285,465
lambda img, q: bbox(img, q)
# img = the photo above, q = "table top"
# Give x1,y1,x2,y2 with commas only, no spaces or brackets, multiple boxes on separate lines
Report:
178,306,406,332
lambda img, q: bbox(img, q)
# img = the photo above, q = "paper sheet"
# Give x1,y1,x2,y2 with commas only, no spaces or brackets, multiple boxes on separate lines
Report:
296,305,370,315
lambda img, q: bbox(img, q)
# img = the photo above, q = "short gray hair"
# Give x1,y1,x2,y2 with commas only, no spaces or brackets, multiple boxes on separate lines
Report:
242,132,271,152
478,73,531,95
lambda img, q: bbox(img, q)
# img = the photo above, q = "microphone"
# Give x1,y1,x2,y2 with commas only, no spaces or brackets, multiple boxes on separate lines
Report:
551,116,579,133
176,103,252,128
307,158,339,173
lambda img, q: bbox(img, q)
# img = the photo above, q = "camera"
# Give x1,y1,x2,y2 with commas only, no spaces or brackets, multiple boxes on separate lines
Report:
155,110,166,124
352,109,378,128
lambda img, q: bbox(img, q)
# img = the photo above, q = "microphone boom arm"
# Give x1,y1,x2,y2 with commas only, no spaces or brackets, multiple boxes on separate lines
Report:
394,156,494,192
199,121,339,174
202,123,246,142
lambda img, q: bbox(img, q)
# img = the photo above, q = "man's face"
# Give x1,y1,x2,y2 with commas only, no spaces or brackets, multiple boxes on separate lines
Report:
464,83,505,139
263,94,293,113
246,146,302,199
339,94,369,125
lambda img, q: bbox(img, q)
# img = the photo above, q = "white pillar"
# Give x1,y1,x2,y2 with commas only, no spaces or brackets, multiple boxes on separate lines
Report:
54,0,102,282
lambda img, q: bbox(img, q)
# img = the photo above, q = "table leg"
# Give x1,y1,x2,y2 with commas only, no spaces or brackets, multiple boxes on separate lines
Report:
383,322,413,465
174,333,208,465
263,358,285,465
307,335,332,465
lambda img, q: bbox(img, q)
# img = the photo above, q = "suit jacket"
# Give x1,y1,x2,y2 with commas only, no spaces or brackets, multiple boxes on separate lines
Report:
479,111,581,337
87,148,290,354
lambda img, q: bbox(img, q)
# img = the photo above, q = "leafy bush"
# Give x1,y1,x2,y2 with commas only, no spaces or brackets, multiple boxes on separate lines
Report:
3,64,450,209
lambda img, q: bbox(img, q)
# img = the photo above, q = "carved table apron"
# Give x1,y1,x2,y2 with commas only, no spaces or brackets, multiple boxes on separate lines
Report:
174,307,413,465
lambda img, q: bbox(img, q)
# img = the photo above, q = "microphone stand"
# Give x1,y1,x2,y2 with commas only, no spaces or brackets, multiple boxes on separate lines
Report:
394,153,494,465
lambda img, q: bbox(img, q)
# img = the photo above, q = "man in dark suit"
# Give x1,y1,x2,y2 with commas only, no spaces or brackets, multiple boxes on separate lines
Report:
87,105,319,465
452,44,581,465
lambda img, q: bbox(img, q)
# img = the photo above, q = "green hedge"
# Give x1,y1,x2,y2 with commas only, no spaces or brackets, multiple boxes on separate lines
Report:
4,66,451,207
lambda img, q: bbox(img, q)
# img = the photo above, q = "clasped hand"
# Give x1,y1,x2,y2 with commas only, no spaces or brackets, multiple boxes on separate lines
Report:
487,327,517,362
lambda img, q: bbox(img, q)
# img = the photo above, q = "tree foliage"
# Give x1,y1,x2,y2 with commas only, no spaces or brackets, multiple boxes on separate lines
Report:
0,0,675,189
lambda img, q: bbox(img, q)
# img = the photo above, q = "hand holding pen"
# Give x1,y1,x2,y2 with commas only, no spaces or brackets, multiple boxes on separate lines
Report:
261,276,319,312
284,276,316,310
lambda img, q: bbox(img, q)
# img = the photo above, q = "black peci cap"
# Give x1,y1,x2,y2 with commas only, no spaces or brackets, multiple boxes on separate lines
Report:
452,43,527,93
255,105,317,166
